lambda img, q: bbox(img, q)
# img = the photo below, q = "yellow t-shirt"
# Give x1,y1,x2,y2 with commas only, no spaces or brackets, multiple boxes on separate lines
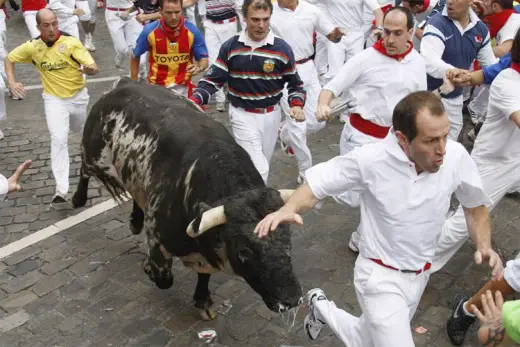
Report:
8,33,95,98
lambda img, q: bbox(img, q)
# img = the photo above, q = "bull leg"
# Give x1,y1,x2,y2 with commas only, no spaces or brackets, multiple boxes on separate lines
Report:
142,217,174,290
129,200,144,235
72,163,90,208
194,273,216,320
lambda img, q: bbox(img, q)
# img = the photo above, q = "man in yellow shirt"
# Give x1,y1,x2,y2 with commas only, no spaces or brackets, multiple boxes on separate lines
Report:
4,8,99,203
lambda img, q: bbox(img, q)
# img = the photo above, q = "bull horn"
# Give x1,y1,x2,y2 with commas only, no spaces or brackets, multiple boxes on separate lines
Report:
278,189,296,203
186,205,227,238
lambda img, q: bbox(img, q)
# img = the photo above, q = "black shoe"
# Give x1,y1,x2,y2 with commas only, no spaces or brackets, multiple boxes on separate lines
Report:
446,294,476,346
51,193,67,203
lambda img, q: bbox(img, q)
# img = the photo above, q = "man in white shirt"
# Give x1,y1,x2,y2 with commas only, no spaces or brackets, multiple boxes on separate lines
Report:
0,160,32,201
254,91,503,347
316,7,431,251
48,0,89,39
433,30,520,346
270,0,344,184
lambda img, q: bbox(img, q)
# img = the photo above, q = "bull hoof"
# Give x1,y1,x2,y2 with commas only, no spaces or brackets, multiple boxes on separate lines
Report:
199,307,217,321
71,191,88,208
128,218,144,235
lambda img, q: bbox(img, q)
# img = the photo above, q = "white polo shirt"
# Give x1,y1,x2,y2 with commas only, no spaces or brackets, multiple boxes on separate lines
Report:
306,131,491,270
496,13,520,46
323,46,427,127
270,1,335,61
471,68,520,164
316,0,381,31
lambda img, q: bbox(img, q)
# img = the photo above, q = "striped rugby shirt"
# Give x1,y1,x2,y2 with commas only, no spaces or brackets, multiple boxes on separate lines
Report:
192,30,306,110
205,0,237,21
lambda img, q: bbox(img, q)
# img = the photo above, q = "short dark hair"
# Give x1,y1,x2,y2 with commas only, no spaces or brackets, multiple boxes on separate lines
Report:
392,91,446,141
512,28,520,63
491,0,514,9
242,0,273,18
384,6,414,30
158,0,182,9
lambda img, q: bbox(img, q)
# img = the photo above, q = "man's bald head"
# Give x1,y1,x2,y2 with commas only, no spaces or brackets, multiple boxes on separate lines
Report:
35,8,56,25
35,8,59,42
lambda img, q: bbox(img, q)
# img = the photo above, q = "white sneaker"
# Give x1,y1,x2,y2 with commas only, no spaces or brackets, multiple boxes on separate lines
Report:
216,102,226,112
84,33,96,52
297,173,305,186
51,193,68,203
114,54,123,68
0,129,4,140
339,113,348,124
348,231,360,253
304,288,327,340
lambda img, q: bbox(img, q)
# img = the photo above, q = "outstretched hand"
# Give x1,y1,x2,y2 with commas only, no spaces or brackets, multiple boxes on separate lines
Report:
7,160,32,193
253,211,303,239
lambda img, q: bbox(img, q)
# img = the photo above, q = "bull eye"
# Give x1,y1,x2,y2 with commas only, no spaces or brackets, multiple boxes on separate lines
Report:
238,247,253,263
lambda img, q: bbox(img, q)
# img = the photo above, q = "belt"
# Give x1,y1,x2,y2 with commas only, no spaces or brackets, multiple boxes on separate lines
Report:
349,113,390,139
296,56,313,65
106,6,130,11
210,17,237,24
243,105,275,114
370,258,432,275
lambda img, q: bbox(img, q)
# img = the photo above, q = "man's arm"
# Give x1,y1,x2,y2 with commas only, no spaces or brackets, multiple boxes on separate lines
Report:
0,160,32,202
456,150,503,280
5,42,34,98
186,24,209,76
316,51,365,120
130,27,151,80
48,0,76,15
190,42,230,106
182,0,197,8
71,43,99,75
493,40,513,58
511,111,520,128
315,6,343,43
420,24,456,79
283,47,306,121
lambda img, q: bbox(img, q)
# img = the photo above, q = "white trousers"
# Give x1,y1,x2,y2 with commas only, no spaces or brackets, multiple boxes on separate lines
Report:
441,95,464,141
314,33,329,80
279,60,325,177
105,9,142,58
84,0,97,23
323,32,364,83
468,84,489,124
314,255,430,347
203,18,237,104
504,255,520,292
432,158,520,272
185,6,196,23
23,11,41,38
59,17,80,39
228,104,281,183
42,88,89,195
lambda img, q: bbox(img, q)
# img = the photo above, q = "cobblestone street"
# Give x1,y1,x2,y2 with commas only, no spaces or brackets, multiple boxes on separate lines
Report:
0,6,519,347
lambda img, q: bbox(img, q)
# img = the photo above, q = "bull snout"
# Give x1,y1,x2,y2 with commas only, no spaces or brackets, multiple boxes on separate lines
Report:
276,296,303,313
142,259,174,290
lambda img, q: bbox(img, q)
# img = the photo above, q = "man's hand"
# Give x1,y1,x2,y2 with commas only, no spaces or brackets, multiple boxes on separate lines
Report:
7,160,32,193
470,290,507,346
73,8,85,16
289,106,305,122
79,64,99,75
8,81,26,99
316,104,332,121
446,68,472,86
327,27,345,43
136,13,148,24
253,210,303,239
475,247,504,281
187,64,203,75
372,27,383,40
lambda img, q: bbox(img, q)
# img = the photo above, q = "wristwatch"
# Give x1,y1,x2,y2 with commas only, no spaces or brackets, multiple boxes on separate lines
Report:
437,87,449,98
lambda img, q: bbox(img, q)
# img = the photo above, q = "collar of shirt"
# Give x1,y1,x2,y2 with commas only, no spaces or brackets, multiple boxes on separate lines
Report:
238,29,275,48
383,129,411,163
442,6,481,34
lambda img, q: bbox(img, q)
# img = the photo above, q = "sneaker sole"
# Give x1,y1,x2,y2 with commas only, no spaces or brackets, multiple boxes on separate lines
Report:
304,315,321,340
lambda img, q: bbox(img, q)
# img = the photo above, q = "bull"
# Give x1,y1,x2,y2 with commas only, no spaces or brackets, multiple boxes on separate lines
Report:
71,77,303,320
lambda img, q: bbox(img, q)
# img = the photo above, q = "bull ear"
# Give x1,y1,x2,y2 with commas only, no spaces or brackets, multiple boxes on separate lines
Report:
186,203,227,238
278,189,296,203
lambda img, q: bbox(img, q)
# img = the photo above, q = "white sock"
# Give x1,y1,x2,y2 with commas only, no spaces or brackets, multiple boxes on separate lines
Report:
462,300,476,317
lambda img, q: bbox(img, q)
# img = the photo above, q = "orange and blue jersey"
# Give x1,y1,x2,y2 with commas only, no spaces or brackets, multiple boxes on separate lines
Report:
132,20,208,87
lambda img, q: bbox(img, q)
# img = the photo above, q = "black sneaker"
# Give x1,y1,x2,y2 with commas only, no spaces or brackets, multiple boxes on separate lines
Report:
51,193,67,204
446,294,476,346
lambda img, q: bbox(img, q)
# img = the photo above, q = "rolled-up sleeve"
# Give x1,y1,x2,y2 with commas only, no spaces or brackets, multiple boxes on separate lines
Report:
454,148,492,208
305,149,366,200
0,174,8,201
420,25,454,79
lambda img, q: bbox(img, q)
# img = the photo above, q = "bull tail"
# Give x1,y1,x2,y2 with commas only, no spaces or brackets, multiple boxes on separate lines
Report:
94,167,130,205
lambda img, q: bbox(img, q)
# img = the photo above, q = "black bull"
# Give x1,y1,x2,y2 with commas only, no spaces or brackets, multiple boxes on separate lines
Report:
71,78,303,319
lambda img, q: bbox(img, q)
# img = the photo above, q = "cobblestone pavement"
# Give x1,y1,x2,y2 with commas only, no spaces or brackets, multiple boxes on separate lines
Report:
0,6,519,347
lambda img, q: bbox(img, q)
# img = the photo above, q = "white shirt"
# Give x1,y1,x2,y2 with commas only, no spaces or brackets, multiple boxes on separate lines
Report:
305,131,491,270
496,13,520,46
310,0,380,31
420,7,497,79
471,68,520,164
106,0,134,10
48,0,77,19
323,47,427,127
270,1,334,61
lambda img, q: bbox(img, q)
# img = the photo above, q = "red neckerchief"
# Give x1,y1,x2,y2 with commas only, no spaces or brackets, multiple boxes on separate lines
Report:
160,16,185,42
372,38,413,61
485,9,515,39
512,62,520,74
42,30,61,47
